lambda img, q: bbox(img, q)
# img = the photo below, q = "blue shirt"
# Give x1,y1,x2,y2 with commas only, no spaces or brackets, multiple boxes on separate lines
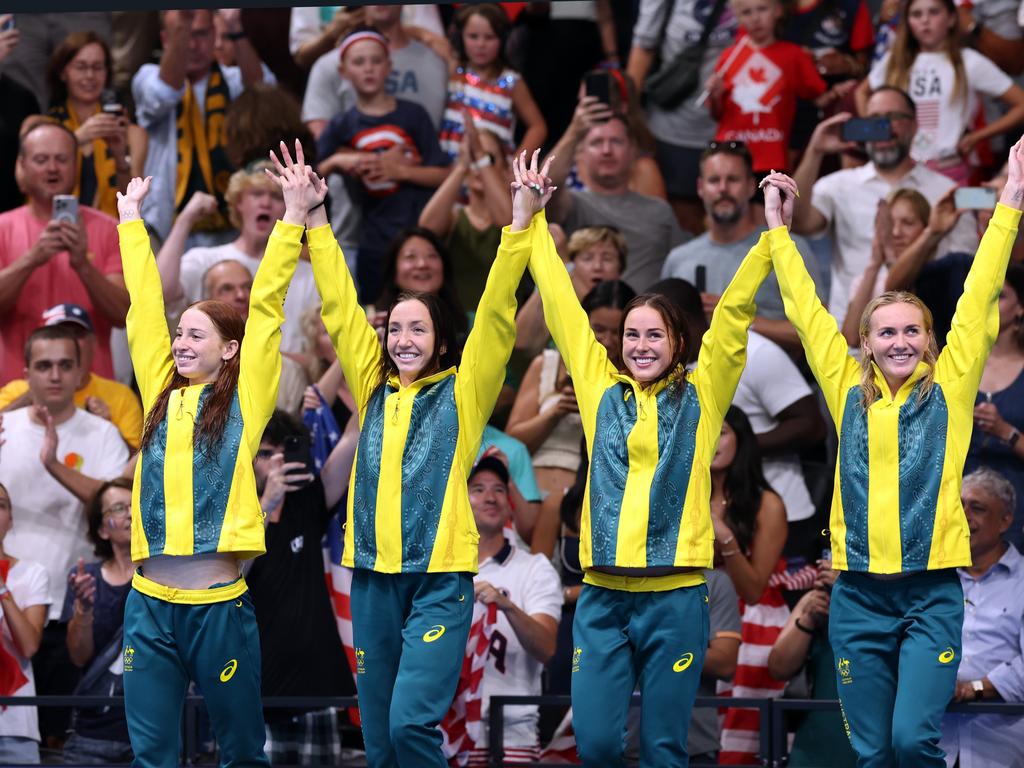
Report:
940,544,1024,767
479,425,542,504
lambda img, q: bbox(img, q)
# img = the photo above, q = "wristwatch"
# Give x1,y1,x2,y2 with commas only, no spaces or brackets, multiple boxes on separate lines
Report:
971,679,985,700
1008,428,1021,448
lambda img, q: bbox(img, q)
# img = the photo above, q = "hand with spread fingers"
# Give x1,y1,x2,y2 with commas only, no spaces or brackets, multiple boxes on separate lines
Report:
266,139,328,226
510,149,556,231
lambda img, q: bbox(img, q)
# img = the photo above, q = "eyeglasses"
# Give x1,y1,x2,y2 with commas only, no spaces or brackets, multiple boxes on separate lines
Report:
701,140,754,171
102,502,131,518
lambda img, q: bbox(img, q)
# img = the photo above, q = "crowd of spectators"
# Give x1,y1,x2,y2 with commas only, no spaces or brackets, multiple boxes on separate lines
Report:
0,2,1023,765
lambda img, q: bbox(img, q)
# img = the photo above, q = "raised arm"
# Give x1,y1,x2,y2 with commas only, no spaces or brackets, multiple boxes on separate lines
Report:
456,150,548,444
238,141,309,432
937,137,1024,386
691,178,783,420
303,163,382,414
116,177,174,411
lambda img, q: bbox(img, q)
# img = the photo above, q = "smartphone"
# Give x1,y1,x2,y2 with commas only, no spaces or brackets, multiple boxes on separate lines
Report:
840,117,892,143
283,435,315,486
954,186,997,210
52,194,79,223
584,71,611,107
101,88,124,118
695,265,707,294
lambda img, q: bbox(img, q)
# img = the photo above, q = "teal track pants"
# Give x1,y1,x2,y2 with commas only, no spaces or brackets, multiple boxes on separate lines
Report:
829,570,964,768
350,569,473,768
571,583,709,767
122,588,269,768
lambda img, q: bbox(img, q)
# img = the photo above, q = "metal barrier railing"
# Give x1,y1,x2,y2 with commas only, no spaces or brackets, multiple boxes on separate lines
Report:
2,693,1022,767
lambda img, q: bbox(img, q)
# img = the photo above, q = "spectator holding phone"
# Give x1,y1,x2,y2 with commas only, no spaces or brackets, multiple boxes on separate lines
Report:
46,31,148,220
856,0,1024,184
0,120,127,385
790,87,980,328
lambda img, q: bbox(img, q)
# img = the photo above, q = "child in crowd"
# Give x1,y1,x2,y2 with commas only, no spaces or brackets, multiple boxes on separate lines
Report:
317,27,450,305
438,4,546,162
706,0,839,173
859,0,1024,184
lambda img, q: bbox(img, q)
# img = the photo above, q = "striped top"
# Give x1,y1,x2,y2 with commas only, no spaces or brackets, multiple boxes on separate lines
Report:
527,215,773,587
307,216,534,573
119,218,303,564
769,205,1021,573
440,66,518,161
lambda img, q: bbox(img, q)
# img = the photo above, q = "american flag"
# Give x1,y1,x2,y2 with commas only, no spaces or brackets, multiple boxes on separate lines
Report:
440,603,499,766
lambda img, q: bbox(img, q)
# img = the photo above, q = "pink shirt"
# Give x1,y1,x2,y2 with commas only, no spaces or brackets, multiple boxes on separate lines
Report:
0,205,122,384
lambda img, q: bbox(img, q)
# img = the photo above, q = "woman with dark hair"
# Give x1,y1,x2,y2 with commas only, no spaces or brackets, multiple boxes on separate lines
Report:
762,140,1023,766
506,279,636,557
112,139,311,767
710,406,787,765
46,30,147,218
374,225,468,337
305,149,549,767
966,262,1024,547
524,156,776,763
62,478,134,764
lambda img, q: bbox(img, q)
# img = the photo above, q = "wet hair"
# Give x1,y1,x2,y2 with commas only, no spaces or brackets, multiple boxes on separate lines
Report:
377,291,461,389
857,291,938,409
376,227,467,335
24,325,81,367
141,300,245,454
618,292,694,387
85,478,133,560
46,30,113,108
720,406,774,553
646,277,706,365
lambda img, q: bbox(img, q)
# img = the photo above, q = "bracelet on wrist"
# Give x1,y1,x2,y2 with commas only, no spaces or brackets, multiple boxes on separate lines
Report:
794,618,815,635
718,535,735,548
720,548,741,558
308,200,326,214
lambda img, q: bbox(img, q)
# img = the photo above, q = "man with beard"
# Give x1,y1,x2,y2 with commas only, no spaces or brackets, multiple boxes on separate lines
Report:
791,85,979,329
660,142,819,353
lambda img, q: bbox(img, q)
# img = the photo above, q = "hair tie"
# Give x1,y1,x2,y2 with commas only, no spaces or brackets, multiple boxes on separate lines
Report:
339,30,389,62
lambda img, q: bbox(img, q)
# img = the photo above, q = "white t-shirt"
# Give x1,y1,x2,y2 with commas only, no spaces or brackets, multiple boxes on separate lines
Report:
475,543,563,749
0,408,128,620
811,161,979,328
868,49,1013,162
0,559,49,741
732,333,818,522
178,243,320,355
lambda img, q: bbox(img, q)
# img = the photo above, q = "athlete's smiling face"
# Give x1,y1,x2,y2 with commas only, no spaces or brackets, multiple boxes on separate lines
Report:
622,305,676,384
862,301,930,392
172,307,239,384
386,299,438,386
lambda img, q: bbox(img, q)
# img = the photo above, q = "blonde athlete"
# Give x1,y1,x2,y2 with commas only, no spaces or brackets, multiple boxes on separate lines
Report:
762,140,1024,767
114,143,312,768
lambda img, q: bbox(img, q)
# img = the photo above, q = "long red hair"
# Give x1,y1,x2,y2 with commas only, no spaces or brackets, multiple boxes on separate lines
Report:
141,301,245,454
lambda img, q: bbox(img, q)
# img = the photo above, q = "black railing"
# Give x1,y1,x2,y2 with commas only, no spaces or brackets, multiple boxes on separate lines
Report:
1,694,1022,767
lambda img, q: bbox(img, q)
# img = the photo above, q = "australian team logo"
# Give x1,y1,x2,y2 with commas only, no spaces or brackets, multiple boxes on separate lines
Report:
122,645,135,673
355,648,366,674
571,646,582,673
838,657,852,684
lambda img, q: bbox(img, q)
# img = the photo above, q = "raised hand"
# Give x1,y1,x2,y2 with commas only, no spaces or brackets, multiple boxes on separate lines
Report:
32,405,59,468
510,149,556,231
181,190,219,223
116,176,152,223
1001,135,1024,210
760,171,800,230
267,139,328,225
69,558,97,613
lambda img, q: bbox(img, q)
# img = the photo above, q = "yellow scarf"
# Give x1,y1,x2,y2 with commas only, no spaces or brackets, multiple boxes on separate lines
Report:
48,102,120,219
174,64,233,232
